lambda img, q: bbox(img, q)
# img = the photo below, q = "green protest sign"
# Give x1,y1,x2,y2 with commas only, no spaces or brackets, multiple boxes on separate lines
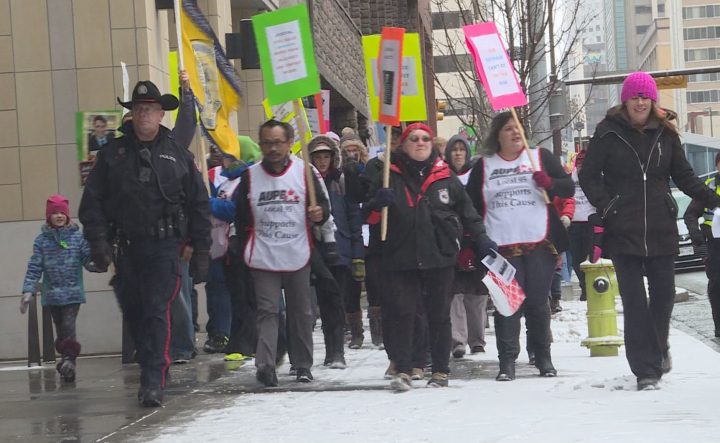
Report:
252,4,320,105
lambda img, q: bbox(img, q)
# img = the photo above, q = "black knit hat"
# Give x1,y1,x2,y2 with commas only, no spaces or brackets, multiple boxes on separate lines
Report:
117,80,179,111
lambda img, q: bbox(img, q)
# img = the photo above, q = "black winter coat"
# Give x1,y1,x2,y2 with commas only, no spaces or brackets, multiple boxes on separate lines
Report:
579,109,720,257
368,153,489,271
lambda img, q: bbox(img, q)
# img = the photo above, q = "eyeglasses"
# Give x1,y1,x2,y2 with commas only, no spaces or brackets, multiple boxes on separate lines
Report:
408,135,432,143
260,140,289,148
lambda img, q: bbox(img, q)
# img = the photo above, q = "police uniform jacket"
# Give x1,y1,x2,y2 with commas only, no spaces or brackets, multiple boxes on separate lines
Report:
79,122,211,251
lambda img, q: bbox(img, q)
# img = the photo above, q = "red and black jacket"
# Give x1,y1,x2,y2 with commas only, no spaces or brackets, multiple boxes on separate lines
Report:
367,153,489,272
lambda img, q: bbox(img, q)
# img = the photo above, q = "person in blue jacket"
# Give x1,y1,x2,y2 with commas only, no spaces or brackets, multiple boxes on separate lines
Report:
21,194,99,383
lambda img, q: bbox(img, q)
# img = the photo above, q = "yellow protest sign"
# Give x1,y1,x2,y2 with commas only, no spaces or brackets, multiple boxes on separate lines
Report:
262,98,313,154
362,33,427,122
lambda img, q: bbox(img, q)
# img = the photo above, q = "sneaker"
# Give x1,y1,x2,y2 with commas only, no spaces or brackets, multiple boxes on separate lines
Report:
661,350,672,374
296,368,313,383
224,353,245,362
411,367,425,381
384,361,397,380
390,373,412,392
527,352,536,366
496,360,516,381
172,358,190,365
637,377,660,391
256,366,278,387
470,345,485,354
141,388,164,407
289,366,297,376
203,335,229,354
427,372,449,388
452,343,466,359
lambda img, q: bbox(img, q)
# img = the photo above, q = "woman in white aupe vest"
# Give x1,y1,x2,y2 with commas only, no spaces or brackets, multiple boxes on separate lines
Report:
466,111,574,382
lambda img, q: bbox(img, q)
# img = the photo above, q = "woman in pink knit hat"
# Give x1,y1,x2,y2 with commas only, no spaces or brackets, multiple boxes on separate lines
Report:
579,72,720,390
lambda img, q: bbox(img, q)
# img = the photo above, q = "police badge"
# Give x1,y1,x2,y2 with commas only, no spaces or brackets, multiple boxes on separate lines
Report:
438,188,449,204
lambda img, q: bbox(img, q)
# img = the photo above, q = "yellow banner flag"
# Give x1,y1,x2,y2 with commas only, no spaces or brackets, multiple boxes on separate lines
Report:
180,0,241,160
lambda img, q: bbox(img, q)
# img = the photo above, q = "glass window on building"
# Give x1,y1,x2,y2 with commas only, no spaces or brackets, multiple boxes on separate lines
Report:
433,54,473,74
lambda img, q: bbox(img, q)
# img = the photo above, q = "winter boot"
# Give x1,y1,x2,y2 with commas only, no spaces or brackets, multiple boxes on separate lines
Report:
140,388,164,407
550,299,562,313
56,339,81,383
534,350,557,377
496,360,516,381
384,360,397,379
346,312,364,349
390,372,412,392
637,377,660,391
322,328,334,367
452,343,466,359
323,326,346,369
661,350,672,374
368,306,384,349
427,372,449,388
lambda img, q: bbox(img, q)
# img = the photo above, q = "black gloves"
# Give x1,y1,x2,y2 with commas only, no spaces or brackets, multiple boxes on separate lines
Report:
90,239,112,272
190,250,210,283
690,230,705,247
476,234,498,259
367,188,395,210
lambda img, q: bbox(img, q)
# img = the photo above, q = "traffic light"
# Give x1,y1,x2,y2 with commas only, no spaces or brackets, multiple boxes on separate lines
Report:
436,100,447,121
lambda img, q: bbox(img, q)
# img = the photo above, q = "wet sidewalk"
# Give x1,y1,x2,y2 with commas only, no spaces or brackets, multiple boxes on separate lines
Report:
1,330,502,443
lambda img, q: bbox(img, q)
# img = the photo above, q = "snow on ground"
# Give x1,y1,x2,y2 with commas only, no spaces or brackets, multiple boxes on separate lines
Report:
149,301,720,443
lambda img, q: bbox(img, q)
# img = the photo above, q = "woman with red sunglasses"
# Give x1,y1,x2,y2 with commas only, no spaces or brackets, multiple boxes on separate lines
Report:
363,122,496,391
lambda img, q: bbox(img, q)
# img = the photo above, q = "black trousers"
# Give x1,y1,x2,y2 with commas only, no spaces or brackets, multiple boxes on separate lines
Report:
385,267,454,374
310,249,346,333
113,237,182,390
569,222,593,298
223,250,257,356
494,248,555,362
705,239,720,334
611,254,675,379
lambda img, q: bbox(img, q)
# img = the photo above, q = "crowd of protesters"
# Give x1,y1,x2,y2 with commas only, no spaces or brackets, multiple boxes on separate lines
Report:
19,71,720,406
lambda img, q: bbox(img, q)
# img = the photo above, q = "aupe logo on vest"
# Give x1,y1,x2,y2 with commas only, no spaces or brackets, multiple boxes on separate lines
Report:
257,189,301,206
488,164,534,180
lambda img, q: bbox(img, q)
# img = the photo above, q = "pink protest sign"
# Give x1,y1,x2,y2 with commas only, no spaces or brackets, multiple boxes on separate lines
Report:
464,22,527,111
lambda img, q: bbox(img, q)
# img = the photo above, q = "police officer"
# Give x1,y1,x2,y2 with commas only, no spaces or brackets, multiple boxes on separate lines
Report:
684,152,720,338
79,80,211,407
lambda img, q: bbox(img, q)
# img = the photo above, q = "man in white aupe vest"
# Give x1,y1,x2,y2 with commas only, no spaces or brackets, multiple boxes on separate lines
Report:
234,119,329,387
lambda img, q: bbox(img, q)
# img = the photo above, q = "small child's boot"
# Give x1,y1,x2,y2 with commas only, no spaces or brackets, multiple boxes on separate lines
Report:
56,338,81,382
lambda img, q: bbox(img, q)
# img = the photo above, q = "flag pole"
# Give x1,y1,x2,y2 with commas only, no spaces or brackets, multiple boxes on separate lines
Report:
380,124,392,241
293,99,317,207
175,0,209,192
174,0,185,70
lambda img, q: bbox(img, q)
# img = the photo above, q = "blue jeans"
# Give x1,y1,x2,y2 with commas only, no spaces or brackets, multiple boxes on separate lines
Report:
170,260,196,360
205,258,232,338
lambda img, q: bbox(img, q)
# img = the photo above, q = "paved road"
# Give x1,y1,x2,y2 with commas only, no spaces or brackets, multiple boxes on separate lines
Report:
673,269,720,351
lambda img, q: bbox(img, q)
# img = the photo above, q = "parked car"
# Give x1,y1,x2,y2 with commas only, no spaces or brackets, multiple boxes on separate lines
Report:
673,189,707,271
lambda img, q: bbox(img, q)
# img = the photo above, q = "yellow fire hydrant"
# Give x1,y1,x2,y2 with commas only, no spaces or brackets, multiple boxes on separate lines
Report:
580,259,624,356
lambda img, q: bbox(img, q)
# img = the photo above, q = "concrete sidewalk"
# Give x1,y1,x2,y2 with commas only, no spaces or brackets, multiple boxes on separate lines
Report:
3,294,719,442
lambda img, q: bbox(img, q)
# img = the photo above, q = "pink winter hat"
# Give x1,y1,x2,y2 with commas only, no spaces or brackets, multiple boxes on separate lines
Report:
621,72,658,103
46,194,70,221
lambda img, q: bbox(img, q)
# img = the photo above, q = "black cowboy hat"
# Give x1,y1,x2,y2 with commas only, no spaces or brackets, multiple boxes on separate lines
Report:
117,80,179,111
